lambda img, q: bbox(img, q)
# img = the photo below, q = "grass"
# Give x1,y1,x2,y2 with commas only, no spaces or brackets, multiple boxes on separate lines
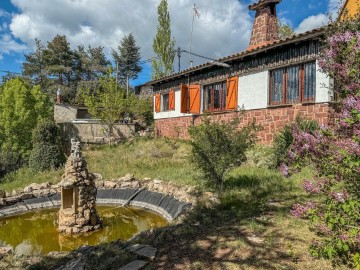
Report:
0,137,351,269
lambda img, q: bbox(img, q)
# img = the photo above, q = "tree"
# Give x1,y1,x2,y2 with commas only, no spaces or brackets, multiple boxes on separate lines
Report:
0,78,52,160
43,35,77,102
29,120,65,172
188,116,258,193
83,72,128,137
22,38,50,91
112,33,142,91
278,20,295,39
152,0,176,79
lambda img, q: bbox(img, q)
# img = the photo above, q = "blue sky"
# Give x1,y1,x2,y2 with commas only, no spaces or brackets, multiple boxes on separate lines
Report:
0,0,341,86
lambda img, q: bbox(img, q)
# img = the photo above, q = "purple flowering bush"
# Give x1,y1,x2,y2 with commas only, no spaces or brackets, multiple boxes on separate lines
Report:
283,16,360,268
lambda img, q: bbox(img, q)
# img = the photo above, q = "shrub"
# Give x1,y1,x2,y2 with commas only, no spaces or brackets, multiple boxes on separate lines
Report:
285,15,360,268
29,121,65,172
272,115,319,168
188,116,258,193
0,148,23,178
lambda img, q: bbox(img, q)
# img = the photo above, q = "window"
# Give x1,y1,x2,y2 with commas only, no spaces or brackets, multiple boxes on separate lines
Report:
269,61,316,105
154,90,175,113
203,81,227,111
162,93,169,111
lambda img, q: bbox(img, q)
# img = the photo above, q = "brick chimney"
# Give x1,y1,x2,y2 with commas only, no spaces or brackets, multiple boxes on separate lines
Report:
248,0,281,50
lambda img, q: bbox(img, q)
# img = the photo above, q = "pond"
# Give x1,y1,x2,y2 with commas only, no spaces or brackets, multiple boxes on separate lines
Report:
0,206,167,255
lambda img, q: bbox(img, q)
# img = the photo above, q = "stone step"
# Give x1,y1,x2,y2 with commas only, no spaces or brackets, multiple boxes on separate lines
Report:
126,244,157,260
119,260,148,270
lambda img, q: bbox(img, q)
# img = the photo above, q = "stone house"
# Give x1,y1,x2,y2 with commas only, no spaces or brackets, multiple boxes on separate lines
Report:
150,0,334,144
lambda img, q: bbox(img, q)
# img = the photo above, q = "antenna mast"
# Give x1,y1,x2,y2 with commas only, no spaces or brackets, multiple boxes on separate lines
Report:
189,3,199,68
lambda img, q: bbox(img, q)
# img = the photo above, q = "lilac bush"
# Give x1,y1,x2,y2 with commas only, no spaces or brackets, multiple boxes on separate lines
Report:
284,16,360,268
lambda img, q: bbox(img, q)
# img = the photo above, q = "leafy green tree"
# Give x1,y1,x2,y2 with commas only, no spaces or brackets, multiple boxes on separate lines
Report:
0,78,52,160
152,0,176,79
83,72,128,137
278,20,295,40
112,33,142,88
188,116,258,193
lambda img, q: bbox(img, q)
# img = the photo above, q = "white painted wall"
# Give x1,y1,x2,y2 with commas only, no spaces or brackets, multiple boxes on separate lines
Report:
154,61,332,120
238,71,269,110
154,90,194,120
316,60,333,103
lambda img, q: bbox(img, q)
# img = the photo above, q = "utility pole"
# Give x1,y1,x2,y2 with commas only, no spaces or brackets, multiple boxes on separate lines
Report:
177,47,181,72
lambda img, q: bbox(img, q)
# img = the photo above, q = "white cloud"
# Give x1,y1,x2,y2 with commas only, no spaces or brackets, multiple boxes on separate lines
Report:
295,14,328,33
0,34,27,54
8,0,252,69
295,0,342,33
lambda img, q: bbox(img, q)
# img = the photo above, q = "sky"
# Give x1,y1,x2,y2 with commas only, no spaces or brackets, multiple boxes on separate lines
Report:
0,0,342,86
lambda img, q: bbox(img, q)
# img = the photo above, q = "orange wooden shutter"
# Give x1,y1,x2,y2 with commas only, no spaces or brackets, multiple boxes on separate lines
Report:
226,76,238,110
189,85,201,114
180,84,188,113
154,94,161,112
169,90,175,110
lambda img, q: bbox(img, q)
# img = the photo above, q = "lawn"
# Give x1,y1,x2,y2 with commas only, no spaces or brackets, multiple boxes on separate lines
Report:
0,138,350,269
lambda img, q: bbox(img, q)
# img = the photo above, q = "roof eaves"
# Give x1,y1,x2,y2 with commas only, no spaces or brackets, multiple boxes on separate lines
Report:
149,26,327,86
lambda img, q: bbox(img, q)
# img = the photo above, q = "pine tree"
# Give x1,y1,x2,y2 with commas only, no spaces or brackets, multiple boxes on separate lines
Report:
112,33,142,89
22,39,50,91
152,0,176,79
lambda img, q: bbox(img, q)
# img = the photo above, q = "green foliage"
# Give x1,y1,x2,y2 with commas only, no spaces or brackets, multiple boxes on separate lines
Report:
0,78,52,161
22,36,110,104
152,0,176,79
112,33,142,85
188,116,258,193
272,115,319,168
278,20,295,39
29,120,65,172
83,72,129,137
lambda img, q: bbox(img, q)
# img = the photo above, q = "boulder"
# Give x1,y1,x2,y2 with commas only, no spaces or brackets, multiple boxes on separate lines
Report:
0,190,5,198
120,173,135,181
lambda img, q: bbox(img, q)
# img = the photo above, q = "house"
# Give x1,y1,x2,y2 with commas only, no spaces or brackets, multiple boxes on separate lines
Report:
150,0,334,144
339,0,360,20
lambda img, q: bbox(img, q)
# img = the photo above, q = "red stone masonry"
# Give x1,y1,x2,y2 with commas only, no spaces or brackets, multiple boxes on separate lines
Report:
155,103,333,145
248,0,280,50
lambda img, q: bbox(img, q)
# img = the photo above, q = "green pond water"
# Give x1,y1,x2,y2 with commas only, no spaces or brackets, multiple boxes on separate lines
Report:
0,206,167,255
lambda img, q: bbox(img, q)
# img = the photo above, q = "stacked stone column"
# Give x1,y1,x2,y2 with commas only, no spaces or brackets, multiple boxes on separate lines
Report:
58,139,102,234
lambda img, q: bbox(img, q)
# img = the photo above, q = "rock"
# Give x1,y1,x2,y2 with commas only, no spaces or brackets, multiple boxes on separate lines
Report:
119,260,148,270
11,190,17,196
20,193,33,200
143,177,151,181
48,251,69,258
92,173,103,181
0,246,13,256
95,180,104,188
40,182,51,189
127,244,157,260
104,181,117,189
5,191,11,197
15,242,32,256
153,179,162,184
122,173,135,181
55,257,85,270
0,190,5,198
23,186,33,193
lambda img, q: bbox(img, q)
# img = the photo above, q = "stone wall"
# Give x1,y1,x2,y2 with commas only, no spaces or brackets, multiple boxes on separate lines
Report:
59,122,136,143
154,103,333,144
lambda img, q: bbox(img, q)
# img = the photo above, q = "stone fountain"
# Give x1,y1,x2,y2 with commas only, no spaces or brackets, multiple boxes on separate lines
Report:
58,139,102,234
